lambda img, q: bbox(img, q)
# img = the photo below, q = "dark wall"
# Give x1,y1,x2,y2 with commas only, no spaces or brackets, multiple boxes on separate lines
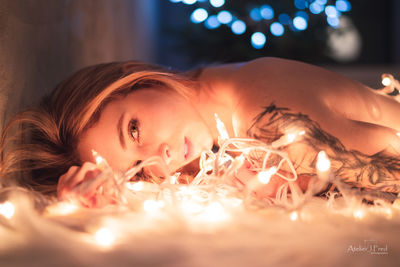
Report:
0,0,158,129
157,0,400,69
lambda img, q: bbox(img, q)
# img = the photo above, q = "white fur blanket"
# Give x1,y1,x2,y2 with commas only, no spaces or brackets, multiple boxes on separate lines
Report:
0,187,399,267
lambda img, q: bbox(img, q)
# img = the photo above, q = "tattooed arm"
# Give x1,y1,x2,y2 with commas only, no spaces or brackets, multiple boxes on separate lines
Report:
247,103,400,194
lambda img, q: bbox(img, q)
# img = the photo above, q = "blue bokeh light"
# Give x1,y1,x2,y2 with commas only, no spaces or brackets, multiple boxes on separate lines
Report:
316,0,328,5
217,10,233,24
169,0,181,3
336,0,352,12
204,15,221,29
325,5,340,18
260,5,274,20
293,16,308,30
182,0,197,4
190,8,208,23
210,0,225,8
250,8,262,21
309,2,324,14
279,13,291,25
294,0,307,10
231,20,246,35
251,32,266,49
270,22,284,36
327,16,340,28
296,11,309,20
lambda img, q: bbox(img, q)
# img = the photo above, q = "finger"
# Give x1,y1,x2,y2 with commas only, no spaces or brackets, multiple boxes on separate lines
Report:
64,162,100,189
79,175,116,198
57,166,80,197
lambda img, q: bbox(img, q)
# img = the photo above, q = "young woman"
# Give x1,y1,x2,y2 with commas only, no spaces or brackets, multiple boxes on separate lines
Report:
1,57,400,207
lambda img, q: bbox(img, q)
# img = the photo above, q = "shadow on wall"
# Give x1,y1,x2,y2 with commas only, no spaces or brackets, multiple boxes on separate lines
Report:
0,0,158,130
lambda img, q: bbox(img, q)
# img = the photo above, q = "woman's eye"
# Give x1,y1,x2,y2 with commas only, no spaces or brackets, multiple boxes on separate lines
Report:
128,119,140,141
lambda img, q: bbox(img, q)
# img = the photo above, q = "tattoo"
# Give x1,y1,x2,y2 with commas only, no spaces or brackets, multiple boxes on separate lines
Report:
247,103,400,194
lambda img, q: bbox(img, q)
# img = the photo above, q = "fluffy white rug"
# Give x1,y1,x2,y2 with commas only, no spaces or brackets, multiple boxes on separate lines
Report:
0,186,399,267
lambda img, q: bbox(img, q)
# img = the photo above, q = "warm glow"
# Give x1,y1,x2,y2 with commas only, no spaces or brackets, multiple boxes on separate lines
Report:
199,202,229,222
384,208,392,219
180,200,203,214
143,200,165,214
0,201,15,219
382,77,391,87
92,150,104,165
95,227,115,247
316,151,331,172
214,113,230,140
46,202,78,215
289,211,298,221
126,181,144,192
258,167,278,184
287,133,297,143
353,209,364,220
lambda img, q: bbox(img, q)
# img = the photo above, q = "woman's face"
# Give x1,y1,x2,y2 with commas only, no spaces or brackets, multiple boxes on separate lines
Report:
77,87,214,176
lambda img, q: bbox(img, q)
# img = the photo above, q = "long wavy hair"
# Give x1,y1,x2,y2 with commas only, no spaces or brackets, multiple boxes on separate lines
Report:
0,61,199,195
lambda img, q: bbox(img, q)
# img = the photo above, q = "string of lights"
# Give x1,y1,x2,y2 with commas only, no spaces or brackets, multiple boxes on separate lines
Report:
1,74,400,254
168,0,352,49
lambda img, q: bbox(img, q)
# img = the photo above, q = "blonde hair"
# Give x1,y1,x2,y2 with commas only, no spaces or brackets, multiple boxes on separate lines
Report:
0,61,199,195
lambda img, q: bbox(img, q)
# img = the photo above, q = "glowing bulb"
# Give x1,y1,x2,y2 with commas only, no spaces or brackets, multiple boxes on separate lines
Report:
382,77,391,87
191,8,208,23
214,113,230,140
251,32,266,49
183,0,196,5
0,201,15,219
289,211,298,221
384,208,392,219
270,22,284,37
231,20,246,35
210,0,224,8
258,166,277,184
260,5,274,20
126,181,144,191
143,200,164,214
293,16,308,31
316,151,331,172
95,227,115,247
92,150,110,171
217,10,232,24
353,209,364,220
205,15,220,29
287,133,297,143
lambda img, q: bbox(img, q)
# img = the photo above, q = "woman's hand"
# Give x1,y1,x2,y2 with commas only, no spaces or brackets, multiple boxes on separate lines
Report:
57,162,117,208
233,160,310,199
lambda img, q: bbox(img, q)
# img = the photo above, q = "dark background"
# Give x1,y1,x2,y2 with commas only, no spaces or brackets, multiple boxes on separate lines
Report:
1,0,399,128
157,0,400,69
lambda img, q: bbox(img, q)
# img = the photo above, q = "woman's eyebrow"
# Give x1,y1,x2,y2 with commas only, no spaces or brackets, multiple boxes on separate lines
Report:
117,112,127,151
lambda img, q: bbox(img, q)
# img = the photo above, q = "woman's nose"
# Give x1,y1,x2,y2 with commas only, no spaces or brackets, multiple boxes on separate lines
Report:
159,143,171,165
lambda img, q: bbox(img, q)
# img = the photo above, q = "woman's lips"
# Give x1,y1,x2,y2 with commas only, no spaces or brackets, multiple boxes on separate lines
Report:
184,137,193,160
